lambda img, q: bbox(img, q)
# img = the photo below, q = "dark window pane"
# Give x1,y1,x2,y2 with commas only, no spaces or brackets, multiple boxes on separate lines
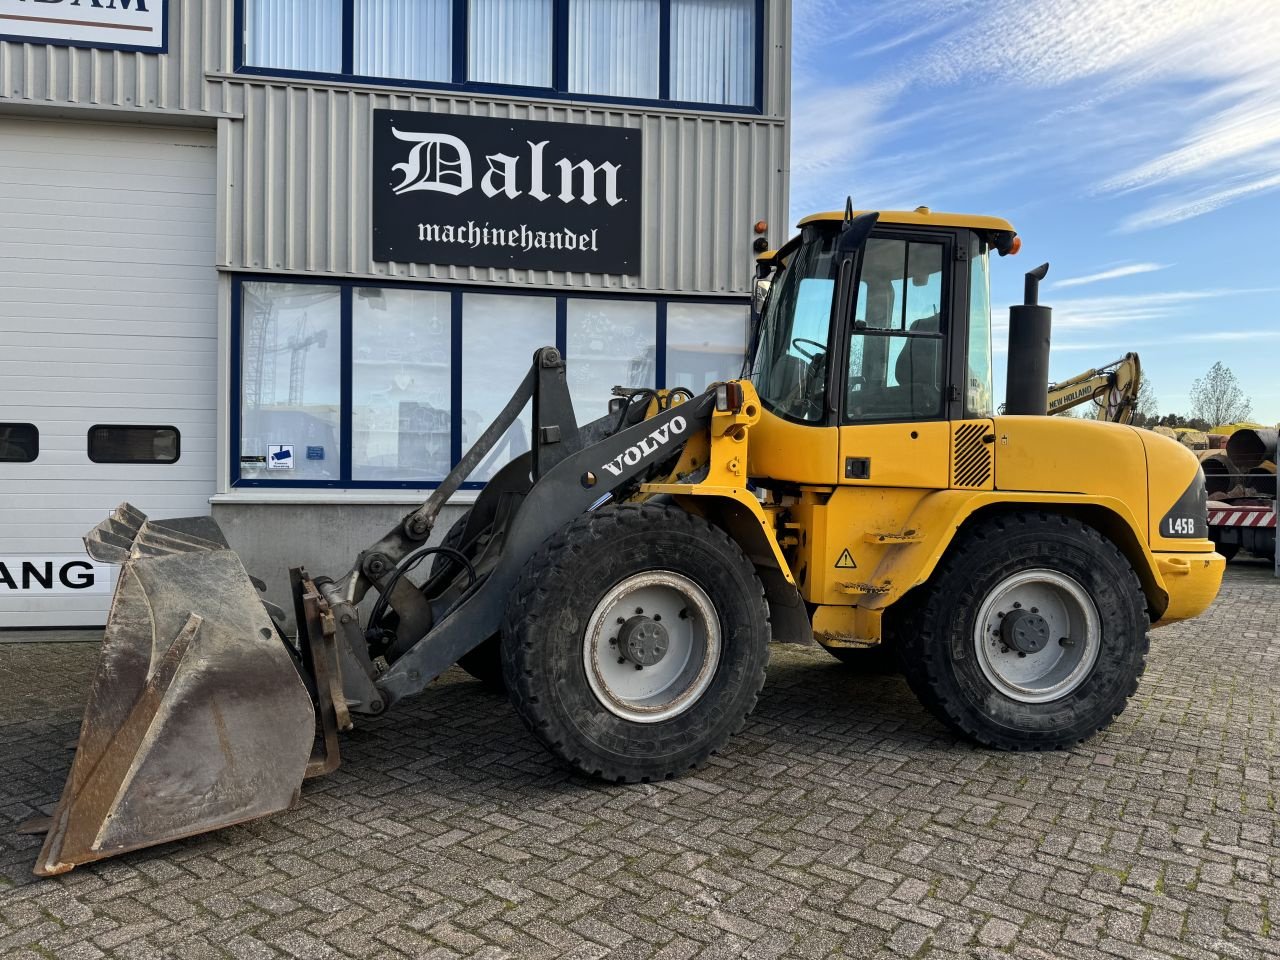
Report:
0,423,38,463
88,426,180,464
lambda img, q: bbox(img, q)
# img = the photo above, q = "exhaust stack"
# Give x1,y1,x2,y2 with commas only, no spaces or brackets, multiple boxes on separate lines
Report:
1005,262,1052,416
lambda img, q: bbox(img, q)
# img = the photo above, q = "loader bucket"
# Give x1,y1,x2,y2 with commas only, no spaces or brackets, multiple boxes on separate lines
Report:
32,505,317,876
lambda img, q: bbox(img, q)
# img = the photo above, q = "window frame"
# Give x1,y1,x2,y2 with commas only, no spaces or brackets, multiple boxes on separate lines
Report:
233,0,766,114
230,274,749,489
87,425,182,465
834,227,966,427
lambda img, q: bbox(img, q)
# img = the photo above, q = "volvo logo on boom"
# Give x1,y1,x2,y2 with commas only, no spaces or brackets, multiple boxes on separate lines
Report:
600,416,688,478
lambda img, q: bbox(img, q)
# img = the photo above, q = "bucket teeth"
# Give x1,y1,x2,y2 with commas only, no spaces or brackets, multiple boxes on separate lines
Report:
85,504,228,564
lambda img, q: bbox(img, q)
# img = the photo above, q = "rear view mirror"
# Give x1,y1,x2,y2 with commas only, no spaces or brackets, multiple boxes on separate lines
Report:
837,211,880,254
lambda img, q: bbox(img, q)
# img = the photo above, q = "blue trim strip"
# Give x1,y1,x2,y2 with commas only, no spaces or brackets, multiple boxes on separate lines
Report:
341,0,355,76
231,0,764,115
658,0,672,102
655,300,668,389
229,276,244,486
451,0,468,84
340,286,354,482
450,290,464,469
229,273,747,489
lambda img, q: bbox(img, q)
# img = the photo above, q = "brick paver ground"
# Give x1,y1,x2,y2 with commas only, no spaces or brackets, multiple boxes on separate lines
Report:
0,562,1276,959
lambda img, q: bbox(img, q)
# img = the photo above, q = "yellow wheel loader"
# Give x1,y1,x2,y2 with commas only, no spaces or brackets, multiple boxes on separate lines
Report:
30,208,1225,876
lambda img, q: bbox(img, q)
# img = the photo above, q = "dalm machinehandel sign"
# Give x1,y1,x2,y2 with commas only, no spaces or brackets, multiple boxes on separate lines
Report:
373,110,642,275
0,0,166,52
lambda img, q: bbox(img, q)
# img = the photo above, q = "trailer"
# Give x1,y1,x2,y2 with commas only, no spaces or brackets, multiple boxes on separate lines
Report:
1207,500,1276,561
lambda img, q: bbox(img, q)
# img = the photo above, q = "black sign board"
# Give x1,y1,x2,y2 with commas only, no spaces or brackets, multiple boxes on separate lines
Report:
372,110,643,275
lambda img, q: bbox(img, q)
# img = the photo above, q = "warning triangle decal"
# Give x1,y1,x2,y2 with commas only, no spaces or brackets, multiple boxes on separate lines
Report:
835,548,857,569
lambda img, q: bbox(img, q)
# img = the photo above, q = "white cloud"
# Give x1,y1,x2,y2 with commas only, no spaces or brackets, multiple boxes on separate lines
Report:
789,0,1280,231
1118,171,1280,231
1052,263,1169,288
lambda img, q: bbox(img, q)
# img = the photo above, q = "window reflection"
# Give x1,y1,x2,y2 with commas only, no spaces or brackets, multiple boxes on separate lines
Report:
352,288,452,481
567,299,656,418
240,282,342,480
666,303,749,393
461,293,557,481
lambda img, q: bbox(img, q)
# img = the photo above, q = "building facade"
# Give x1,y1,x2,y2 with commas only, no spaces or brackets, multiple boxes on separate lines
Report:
0,0,791,627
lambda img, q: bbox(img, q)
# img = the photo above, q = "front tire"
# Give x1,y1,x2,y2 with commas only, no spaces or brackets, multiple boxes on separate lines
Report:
502,503,770,782
898,512,1149,750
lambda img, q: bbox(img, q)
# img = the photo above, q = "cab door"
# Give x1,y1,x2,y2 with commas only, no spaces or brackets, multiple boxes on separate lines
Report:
815,230,965,596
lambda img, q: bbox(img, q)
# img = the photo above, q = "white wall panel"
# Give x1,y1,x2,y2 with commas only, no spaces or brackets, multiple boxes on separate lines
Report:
0,117,218,628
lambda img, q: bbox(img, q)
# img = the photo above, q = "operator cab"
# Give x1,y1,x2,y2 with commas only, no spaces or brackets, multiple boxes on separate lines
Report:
750,208,1018,433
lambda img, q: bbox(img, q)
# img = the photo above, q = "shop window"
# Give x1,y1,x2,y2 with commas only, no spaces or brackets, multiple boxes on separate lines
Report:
245,0,342,73
566,299,657,419
355,0,453,82
461,293,557,482
88,426,181,464
666,303,750,393
568,0,660,99
469,0,554,87
0,423,38,463
670,0,755,106
239,0,759,110
240,282,343,480
352,288,453,482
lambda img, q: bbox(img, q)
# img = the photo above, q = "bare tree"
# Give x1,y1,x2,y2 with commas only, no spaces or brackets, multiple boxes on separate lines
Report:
1131,371,1159,426
1189,362,1252,426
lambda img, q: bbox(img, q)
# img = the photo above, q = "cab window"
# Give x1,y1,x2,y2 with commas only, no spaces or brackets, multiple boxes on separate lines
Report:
845,237,946,422
751,226,839,422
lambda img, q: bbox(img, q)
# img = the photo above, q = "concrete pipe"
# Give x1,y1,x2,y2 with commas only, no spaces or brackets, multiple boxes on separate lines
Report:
1226,428,1279,471
1197,450,1232,496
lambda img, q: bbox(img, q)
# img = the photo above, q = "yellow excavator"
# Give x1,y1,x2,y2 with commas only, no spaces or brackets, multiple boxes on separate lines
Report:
1047,353,1142,423
31,207,1224,876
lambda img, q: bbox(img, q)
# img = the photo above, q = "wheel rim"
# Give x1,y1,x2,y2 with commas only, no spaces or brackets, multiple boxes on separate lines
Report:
583,571,721,723
973,569,1101,704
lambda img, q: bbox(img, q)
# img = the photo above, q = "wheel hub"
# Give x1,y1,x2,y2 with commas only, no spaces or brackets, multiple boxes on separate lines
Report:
1000,608,1050,654
618,615,669,667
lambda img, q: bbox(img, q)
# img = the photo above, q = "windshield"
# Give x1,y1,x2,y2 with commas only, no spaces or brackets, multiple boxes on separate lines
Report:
750,226,839,421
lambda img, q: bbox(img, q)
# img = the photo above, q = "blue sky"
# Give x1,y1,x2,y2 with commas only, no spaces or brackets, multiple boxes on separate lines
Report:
788,0,1280,424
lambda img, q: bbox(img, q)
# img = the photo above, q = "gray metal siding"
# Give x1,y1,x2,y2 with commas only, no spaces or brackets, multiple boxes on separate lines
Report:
0,0,790,297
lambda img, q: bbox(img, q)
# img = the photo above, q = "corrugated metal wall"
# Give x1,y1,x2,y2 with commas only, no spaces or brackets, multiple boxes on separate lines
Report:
0,0,790,297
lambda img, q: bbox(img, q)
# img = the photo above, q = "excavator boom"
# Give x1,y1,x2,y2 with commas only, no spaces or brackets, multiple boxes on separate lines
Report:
1047,352,1141,423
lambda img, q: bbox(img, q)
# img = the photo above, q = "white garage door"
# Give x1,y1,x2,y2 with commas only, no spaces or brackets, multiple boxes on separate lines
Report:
0,118,218,628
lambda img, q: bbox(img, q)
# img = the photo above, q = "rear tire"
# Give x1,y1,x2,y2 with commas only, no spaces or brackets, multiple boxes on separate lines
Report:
501,503,770,782
898,512,1149,750
432,511,505,692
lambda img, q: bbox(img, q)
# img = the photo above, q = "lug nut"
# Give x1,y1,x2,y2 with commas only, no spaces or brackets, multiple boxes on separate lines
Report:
1030,607,1038,614
1017,651,1027,658
634,664,643,671
1013,602,1022,609
617,657,626,664
679,608,689,619
635,607,644,614
617,617,626,624
609,637,617,645
653,614,662,622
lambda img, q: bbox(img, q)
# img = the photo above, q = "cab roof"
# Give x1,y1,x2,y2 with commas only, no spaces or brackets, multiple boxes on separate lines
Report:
798,207,1015,234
